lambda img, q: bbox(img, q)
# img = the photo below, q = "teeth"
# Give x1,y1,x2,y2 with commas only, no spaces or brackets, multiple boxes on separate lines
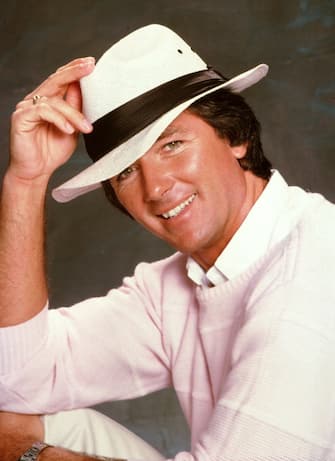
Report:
162,194,196,219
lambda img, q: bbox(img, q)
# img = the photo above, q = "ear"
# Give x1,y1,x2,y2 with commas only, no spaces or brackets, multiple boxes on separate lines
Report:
231,143,248,159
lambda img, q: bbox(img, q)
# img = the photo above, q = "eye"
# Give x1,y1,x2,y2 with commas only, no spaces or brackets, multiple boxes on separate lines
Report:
117,165,137,182
163,140,183,151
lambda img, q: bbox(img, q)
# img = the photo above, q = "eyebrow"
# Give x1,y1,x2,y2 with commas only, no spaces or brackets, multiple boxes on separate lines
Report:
156,124,188,142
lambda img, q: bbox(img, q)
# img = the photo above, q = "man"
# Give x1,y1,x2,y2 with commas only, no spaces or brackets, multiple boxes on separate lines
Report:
1,24,335,461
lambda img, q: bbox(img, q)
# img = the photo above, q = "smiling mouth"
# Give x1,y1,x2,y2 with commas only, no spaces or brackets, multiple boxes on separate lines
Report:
161,194,196,219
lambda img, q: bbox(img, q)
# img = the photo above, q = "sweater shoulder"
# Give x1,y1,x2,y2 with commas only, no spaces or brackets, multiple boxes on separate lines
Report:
244,191,335,310
299,191,335,234
122,251,194,308
293,191,335,266
264,189,335,282
134,251,189,283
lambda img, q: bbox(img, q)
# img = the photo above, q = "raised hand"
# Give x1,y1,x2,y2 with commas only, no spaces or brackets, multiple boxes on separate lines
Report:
0,57,96,327
9,57,95,183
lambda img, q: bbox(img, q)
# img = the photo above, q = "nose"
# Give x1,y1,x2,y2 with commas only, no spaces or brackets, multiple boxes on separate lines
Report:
140,157,173,202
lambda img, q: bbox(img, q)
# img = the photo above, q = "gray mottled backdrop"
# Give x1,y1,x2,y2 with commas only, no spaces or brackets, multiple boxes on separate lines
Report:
1,1,334,457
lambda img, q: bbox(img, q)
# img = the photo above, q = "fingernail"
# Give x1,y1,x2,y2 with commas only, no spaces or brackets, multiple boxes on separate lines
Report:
82,119,93,132
81,57,95,66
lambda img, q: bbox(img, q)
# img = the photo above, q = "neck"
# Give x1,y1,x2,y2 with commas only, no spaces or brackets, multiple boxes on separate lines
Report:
193,172,268,271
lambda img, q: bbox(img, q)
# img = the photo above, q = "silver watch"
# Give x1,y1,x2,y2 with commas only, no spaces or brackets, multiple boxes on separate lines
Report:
18,442,51,461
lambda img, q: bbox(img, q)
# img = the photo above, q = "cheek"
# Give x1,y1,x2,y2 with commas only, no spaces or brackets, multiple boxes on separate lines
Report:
119,196,138,217
113,184,140,217
118,189,158,226
176,147,206,180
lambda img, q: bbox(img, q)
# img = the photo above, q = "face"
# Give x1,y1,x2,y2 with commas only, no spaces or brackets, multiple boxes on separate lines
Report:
110,111,265,269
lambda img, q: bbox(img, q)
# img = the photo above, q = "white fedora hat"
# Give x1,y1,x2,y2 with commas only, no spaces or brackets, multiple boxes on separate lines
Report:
52,24,268,202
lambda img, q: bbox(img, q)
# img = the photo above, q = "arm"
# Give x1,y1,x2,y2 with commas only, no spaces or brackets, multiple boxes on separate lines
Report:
0,57,95,327
0,412,124,461
0,262,171,412
39,449,124,461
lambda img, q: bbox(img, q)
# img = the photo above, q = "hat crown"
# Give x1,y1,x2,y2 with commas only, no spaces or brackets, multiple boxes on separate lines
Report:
80,24,207,123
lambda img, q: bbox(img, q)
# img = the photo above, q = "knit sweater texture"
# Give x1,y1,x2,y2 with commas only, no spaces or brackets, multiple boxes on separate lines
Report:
1,172,335,460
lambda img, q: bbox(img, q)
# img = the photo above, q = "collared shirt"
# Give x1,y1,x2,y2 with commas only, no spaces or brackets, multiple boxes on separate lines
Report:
186,170,289,286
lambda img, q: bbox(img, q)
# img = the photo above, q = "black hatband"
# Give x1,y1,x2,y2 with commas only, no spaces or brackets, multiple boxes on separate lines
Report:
84,68,228,162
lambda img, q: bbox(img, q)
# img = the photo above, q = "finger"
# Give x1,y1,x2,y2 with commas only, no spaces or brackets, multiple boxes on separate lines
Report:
65,81,82,112
15,94,92,133
24,57,95,101
17,86,81,113
41,95,92,132
13,103,77,135
16,96,48,110
49,57,96,93
17,83,80,112
56,56,95,73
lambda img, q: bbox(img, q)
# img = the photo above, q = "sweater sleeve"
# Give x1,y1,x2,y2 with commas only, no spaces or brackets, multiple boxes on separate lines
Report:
0,261,171,413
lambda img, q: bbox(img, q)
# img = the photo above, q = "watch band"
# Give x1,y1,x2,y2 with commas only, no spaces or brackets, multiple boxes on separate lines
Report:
18,441,51,461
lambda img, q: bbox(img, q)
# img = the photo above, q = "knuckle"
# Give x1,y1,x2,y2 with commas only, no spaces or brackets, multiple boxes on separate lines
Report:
15,100,25,110
56,59,77,73
11,109,21,123
45,72,56,84
36,101,49,111
23,93,33,101
45,74,52,83
55,64,66,73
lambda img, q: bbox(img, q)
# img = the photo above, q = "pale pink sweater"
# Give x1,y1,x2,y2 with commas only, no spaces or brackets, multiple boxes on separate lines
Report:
1,173,335,460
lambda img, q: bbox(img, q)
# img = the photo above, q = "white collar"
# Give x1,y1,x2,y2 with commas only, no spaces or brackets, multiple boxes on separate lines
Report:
187,170,289,286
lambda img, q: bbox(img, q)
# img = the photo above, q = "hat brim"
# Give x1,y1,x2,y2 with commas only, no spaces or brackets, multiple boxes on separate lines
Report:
52,63,268,202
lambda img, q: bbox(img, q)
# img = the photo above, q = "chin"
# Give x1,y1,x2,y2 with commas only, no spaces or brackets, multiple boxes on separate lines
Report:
169,237,205,255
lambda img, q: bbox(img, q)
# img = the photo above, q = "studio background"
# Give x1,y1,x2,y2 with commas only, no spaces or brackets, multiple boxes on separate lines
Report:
1,1,334,457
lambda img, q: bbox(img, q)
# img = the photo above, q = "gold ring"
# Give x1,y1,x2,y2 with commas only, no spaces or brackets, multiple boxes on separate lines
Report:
32,94,42,105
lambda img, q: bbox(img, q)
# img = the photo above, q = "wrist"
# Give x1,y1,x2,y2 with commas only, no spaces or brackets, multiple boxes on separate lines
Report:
17,442,51,461
1,169,49,216
38,446,126,461
3,169,50,193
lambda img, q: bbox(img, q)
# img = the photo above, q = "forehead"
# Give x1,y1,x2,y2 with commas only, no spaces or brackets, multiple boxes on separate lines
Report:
154,110,204,142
